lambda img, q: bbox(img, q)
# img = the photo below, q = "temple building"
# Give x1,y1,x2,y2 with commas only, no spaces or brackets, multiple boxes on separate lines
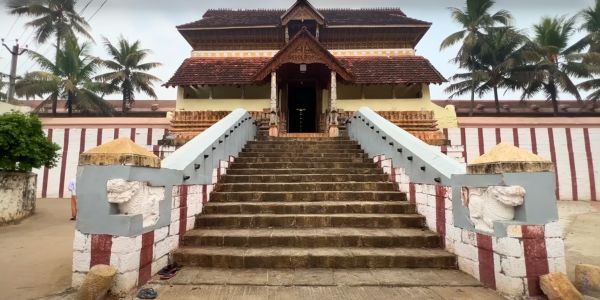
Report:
165,0,457,143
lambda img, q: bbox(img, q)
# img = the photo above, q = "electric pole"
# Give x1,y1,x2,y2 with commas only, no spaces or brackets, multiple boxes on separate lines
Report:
2,39,28,103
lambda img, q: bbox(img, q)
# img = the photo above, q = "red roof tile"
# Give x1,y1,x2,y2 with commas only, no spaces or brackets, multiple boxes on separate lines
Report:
165,57,270,86
177,8,430,29
340,56,446,84
165,56,445,87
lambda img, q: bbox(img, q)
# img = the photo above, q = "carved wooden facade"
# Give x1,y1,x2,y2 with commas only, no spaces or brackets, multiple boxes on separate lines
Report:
254,29,353,82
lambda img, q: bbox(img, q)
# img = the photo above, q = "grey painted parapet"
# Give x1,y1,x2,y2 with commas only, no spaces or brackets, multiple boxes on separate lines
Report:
76,109,258,237
162,109,256,185
348,107,559,237
348,107,465,186
76,165,181,237
452,172,558,236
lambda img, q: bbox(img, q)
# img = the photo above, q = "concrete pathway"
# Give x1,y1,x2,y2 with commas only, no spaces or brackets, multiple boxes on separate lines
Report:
0,198,74,300
559,201,600,281
151,285,505,300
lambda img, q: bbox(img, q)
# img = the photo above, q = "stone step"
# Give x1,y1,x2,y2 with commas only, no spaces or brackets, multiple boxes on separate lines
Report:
151,268,482,288
238,152,368,158
214,182,396,192
244,144,362,150
202,201,415,214
195,214,424,229
181,228,440,248
226,168,383,176
247,140,357,145
209,191,406,202
241,148,364,154
173,247,456,269
230,162,377,169
264,137,351,142
233,157,368,163
222,174,389,183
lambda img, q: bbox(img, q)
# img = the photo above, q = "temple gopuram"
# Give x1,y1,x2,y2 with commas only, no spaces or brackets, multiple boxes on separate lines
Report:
165,0,456,145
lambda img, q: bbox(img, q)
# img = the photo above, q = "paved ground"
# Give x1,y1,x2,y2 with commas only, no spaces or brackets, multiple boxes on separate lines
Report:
145,268,505,299
1,199,599,299
150,285,505,300
557,201,600,280
0,198,75,300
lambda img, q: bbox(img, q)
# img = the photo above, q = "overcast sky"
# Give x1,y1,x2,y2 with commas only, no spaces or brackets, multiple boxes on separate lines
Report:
0,0,595,100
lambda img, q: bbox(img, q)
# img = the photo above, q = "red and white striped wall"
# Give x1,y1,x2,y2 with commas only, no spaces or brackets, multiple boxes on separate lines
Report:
36,122,599,202
71,157,235,295
374,154,566,298
35,127,167,199
445,127,600,201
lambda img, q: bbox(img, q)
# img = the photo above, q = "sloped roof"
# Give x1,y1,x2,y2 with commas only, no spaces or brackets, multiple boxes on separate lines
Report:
165,55,446,87
177,8,430,29
339,56,446,84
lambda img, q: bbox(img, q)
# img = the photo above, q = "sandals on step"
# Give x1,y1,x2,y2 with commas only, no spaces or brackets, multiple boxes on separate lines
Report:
158,263,182,280
137,288,157,299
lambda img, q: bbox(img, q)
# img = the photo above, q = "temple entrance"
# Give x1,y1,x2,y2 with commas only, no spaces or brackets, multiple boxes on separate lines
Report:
288,85,317,133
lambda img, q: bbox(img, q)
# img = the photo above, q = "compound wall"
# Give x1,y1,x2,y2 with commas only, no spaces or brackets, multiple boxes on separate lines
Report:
36,117,600,201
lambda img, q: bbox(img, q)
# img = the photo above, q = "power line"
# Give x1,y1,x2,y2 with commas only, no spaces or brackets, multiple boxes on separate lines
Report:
80,0,95,14
88,0,108,22
5,16,21,39
19,0,108,75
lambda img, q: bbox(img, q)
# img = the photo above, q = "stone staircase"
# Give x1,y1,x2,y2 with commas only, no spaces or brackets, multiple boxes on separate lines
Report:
173,136,457,269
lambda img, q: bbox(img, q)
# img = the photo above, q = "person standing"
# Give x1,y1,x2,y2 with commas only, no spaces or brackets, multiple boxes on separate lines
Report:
68,178,77,221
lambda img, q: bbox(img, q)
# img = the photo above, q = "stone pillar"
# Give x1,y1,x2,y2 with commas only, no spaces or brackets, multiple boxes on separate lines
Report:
330,71,337,114
328,71,339,137
269,71,279,137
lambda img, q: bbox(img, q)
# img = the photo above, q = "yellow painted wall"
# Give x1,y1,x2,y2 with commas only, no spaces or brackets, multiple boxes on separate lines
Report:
176,87,270,112
175,85,459,128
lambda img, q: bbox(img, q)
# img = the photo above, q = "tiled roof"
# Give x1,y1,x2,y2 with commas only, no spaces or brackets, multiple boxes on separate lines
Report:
177,8,430,29
165,56,446,87
165,58,271,86
339,56,446,84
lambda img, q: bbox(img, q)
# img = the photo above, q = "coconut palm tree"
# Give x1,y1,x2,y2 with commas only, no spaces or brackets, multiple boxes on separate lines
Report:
15,38,114,116
440,0,512,115
444,63,487,100
569,0,600,53
570,0,600,109
475,27,529,113
8,0,93,113
577,52,600,107
515,16,589,115
95,37,161,114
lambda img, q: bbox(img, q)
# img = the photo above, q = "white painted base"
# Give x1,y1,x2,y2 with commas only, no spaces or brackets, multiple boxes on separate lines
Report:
269,125,279,137
328,125,339,138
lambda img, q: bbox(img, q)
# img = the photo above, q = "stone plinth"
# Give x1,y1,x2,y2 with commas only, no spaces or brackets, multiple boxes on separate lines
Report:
467,143,554,175
0,172,36,225
540,272,582,300
79,138,160,168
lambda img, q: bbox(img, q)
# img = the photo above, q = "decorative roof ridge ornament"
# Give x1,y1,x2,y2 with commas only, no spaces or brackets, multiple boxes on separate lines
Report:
252,27,354,82
281,0,325,25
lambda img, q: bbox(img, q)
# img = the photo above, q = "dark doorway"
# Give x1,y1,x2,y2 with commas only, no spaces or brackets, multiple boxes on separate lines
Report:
288,85,317,133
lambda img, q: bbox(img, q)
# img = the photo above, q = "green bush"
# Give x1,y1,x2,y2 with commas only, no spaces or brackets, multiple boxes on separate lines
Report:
0,111,60,172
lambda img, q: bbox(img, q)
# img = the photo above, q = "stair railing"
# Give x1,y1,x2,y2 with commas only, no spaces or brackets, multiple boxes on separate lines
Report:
347,107,562,298
348,107,465,186
162,108,257,184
